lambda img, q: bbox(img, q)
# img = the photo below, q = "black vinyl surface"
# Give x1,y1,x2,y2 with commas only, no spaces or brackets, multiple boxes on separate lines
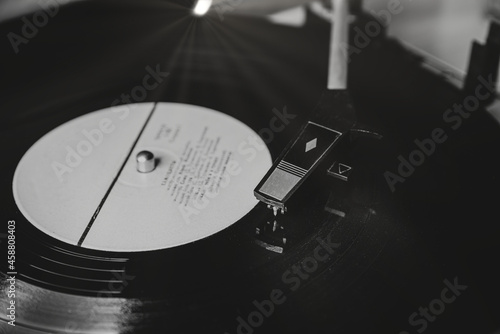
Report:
1,1,500,333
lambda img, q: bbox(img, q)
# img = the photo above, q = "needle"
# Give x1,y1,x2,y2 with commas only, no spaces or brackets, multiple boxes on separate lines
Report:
273,206,278,216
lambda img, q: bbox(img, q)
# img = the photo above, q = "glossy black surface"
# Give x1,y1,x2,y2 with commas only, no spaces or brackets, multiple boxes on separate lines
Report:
1,2,500,333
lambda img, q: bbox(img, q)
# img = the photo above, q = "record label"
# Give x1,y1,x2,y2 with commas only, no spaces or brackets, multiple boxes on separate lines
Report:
13,102,272,252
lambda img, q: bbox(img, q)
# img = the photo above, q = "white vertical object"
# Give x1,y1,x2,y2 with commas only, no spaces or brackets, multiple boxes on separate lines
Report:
328,0,350,90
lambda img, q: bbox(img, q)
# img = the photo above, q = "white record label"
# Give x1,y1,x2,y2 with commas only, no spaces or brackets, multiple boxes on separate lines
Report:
13,103,272,252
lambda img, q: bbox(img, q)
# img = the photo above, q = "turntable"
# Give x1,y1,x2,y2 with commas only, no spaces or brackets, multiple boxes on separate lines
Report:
1,1,500,333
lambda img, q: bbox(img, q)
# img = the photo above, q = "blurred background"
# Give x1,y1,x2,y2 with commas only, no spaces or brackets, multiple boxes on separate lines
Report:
1,0,497,74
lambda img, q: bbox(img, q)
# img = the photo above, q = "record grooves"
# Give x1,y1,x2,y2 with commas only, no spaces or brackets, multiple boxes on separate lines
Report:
1,2,500,334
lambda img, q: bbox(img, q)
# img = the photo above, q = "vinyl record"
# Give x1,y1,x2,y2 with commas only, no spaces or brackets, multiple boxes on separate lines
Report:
1,1,500,334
